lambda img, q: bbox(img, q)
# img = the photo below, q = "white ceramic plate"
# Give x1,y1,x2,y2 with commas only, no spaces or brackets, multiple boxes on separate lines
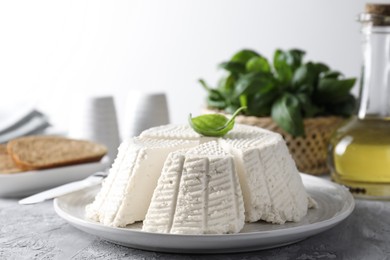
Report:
53,174,354,254
0,156,110,197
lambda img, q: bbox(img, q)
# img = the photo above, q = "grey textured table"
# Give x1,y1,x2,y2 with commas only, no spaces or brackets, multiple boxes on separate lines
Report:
1,197,389,260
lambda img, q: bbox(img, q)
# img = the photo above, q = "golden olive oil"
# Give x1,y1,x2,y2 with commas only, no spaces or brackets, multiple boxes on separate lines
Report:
329,117,390,198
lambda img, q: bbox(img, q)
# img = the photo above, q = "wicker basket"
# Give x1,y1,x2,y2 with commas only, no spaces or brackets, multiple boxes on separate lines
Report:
235,115,344,175
203,109,344,175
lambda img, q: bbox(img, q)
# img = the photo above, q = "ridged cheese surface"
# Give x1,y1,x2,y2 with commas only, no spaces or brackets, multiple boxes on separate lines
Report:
85,137,197,227
143,141,245,234
221,131,311,224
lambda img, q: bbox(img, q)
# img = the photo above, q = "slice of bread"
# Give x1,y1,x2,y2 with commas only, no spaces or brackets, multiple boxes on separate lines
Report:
0,144,24,173
7,136,107,170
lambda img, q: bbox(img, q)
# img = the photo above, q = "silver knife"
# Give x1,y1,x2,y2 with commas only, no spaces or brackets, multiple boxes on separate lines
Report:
18,171,107,205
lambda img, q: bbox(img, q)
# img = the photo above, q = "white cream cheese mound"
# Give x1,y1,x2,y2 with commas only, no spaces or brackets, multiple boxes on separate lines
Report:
85,123,316,233
85,137,197,227
142,141,245,234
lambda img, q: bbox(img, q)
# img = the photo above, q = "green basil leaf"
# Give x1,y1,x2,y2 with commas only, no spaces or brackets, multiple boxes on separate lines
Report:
292,63,316,93
312,62,330,74
234,72,274,98
246,90,279,117
218,74,236,95
311,62,330,86
273,49,293,85
219,61,246,75
230,49,260,64
297,84,314,94
246,56,271,73
188,107,246,137
199,78,212,91
286,49,306,71
271,93,304,137
315,78,356,104
199,79,227,109
296,93,323,117
320,70,343,79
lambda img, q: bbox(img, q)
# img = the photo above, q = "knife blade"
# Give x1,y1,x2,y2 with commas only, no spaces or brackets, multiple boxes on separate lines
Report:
18,171,107,205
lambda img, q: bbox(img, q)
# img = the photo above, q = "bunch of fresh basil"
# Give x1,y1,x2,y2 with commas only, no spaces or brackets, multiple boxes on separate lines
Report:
199,49,357,137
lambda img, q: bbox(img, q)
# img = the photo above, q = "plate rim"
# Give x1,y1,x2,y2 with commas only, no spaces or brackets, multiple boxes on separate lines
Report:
53,173,355,252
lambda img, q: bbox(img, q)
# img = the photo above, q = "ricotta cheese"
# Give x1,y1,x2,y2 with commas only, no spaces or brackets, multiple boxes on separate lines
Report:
86,123,316,233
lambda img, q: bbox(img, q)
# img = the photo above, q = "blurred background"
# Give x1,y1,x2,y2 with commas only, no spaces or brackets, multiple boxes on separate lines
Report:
0,0,383,138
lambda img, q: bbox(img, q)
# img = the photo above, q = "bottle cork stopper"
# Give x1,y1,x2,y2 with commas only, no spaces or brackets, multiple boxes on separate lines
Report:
366,4,390,16
365,4,390,25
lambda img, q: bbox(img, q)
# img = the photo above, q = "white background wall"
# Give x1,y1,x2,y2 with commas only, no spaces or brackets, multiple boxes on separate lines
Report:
0,0,386,138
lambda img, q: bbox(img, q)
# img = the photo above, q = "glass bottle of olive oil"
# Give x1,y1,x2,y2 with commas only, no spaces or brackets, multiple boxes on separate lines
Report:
329,4,390,199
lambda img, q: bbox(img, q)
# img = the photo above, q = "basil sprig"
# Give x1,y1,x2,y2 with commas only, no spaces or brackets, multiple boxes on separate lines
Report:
189,107,246,137
200,49,356,137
